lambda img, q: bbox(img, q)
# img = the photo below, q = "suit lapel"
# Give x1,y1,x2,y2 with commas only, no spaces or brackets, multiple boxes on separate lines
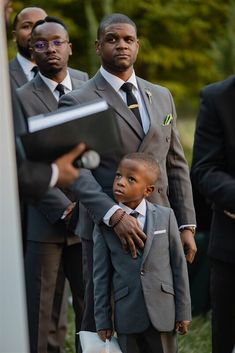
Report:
141,202,157,265
32,75,58,111
10,58,28,87
136,78,162,152
93,71,145,140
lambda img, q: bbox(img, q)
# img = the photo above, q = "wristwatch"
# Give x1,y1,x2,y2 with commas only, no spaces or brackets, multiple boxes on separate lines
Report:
180,226,196,235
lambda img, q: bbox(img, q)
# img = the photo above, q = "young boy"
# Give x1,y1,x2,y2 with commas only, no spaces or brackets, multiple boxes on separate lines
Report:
93,152,191,353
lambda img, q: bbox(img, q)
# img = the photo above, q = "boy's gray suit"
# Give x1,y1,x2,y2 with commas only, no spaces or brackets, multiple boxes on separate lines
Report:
93,202,191,335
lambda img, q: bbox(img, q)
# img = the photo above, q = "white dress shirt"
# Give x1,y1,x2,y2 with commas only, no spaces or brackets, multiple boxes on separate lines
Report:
39,71,72,101
16,52,37,81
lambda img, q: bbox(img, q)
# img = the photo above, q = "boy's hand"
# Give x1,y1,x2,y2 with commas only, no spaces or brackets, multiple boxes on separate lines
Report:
175,320,190,335
97,329,113,342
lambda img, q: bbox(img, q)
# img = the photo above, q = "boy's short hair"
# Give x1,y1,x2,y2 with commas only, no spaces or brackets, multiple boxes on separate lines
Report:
121,152,160,184
97,13,137,39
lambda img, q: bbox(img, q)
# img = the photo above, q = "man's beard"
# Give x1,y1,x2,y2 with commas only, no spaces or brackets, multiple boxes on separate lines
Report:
17,43,32,60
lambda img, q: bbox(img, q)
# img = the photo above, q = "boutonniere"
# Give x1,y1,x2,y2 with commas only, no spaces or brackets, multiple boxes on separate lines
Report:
145,89,152,104
162,113,173,126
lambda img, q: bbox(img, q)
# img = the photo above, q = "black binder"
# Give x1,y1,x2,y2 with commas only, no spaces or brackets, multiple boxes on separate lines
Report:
20,99,122,162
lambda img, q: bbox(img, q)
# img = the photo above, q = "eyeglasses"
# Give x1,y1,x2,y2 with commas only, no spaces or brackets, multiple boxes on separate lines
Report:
32,39,69,52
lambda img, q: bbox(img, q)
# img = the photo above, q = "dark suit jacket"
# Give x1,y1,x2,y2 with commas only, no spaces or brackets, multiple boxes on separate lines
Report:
59,70,196,240
9,57,28,90
11,86,52,203
191,76,235,264
93,201,191,334
16,68,89,243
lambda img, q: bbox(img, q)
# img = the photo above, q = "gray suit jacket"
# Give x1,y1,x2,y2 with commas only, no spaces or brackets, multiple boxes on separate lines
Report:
16,68,89,243
93,201,191,334
9,57,28,90
59,71,196,239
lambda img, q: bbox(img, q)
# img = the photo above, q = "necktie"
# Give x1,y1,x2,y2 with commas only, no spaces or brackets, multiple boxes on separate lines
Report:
56,83,65,97
121,82,142,127
130,210,139,219
31,66,38,77
130,211,142,256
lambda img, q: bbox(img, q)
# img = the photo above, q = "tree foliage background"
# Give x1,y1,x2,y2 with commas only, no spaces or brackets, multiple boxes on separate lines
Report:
8,0,235,110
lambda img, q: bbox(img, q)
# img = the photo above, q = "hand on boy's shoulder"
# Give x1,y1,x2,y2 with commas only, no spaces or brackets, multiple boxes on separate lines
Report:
175,320,190,335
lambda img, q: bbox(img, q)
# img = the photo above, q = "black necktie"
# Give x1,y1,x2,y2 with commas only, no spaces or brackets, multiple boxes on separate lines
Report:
56,83,65,97
31,66,38,77
130,211,139,219
121,82,142,127
130,211,142,256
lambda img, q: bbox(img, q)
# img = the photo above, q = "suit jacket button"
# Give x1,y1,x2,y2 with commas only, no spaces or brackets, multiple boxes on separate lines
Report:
140,270,144,276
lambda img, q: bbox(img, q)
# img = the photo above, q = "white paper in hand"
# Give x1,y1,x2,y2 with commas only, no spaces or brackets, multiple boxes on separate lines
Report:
78,331,122,353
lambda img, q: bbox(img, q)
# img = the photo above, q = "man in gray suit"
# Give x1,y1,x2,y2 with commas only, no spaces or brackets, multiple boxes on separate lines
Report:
93,153,191,353
9,6,47,89
16,16,89,353
59,13,196,332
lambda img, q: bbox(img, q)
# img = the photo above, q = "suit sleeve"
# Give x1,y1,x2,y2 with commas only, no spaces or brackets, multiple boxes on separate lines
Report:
168,209,191,321
166,91,196,226
72,168,116,224
191,89,235,212
93,224,113,331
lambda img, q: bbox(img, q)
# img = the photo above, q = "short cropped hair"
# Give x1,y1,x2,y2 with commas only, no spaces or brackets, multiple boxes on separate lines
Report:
97,13,137,39
121,152,160,184
31,16,68,35
12,6,45,30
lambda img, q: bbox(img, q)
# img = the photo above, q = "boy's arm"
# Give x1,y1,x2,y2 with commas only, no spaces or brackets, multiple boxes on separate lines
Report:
168,209,192,323
93,224,113,334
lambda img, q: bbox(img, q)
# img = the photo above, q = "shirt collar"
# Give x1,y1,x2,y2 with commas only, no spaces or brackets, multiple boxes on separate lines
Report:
17,52,35,75
38,70,72,94
100,66,138,92
119,198,146,217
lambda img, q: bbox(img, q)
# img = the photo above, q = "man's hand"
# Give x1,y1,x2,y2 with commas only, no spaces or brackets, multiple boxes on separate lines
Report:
111,209,147,258
180,229,197,263
55,143,86,187
97,329,113,342
175,320,190,335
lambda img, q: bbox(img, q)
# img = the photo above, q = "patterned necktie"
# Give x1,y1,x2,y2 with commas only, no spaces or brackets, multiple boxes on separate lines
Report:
31,66,38,77
121,82,142,127
56,83,65,97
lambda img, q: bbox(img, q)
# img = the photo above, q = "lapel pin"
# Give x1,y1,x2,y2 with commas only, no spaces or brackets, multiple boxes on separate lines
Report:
145,89,152,104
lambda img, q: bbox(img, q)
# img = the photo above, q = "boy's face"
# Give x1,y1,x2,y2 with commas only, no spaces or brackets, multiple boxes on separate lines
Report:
113,158,154,209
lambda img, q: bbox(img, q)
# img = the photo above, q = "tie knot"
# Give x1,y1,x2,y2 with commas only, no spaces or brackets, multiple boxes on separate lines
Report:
130,211,139,218
121,82,134,93
31,66,38,77
56,83,65,97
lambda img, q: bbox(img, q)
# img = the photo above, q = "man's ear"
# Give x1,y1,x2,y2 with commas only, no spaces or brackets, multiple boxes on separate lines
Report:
95,39,101,56
12,30,16,43
144,185,155,198
69,43,72,56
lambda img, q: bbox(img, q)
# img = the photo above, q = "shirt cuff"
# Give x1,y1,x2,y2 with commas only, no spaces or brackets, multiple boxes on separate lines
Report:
179,224,196,230
103,205,122,226
49,163,59,187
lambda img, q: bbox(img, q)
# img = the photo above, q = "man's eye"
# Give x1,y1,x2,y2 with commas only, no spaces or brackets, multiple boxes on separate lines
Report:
107,37,116,43
35,41,46,49
115,173,121,179
53,40,63,46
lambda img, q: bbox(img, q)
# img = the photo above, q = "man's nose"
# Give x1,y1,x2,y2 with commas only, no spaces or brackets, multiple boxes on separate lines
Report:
116,38,128,49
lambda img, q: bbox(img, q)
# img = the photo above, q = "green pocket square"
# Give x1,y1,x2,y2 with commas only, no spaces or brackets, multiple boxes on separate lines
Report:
162,114,173,126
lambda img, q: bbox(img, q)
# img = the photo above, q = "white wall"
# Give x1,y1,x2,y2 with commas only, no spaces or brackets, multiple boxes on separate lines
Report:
0,4,29,352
